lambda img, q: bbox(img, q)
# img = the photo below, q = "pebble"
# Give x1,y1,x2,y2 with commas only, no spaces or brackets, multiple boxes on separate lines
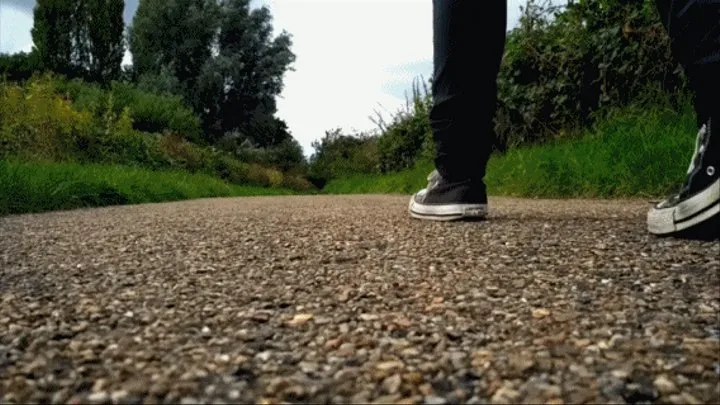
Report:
382,374,402,394
424,396,447,405
376,361,404,371
653,375,678,394
532,308,551,319
287,313,314,326
87,391,109,403
491,386,521,404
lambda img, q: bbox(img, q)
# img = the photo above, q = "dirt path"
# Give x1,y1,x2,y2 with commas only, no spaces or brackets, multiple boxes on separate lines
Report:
1,195,718,404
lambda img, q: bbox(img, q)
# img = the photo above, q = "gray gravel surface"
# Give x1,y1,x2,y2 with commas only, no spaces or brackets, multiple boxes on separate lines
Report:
1,195,718,404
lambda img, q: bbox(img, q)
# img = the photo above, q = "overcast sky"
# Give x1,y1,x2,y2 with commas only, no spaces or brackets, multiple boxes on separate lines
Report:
0,0,564,155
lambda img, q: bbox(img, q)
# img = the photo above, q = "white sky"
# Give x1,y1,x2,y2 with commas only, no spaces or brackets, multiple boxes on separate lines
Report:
0,0,561,156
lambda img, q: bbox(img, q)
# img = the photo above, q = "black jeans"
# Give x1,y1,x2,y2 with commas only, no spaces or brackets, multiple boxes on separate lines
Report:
431,0,720,182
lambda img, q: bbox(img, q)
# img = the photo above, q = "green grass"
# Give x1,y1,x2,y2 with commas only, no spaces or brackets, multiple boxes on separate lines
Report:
0,160,295,216
324,103,698,198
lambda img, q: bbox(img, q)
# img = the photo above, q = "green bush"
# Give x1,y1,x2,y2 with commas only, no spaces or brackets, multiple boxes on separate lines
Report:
0,52,42,82
54,77,203,143
308,128,380,187
1,74,315,193
375,80,432,172
494,0,683,149
0,77,95,161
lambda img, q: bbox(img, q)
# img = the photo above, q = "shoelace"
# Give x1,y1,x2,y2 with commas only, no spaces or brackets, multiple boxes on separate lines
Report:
686,123,708,175
427,169,441,190
679,119,713,197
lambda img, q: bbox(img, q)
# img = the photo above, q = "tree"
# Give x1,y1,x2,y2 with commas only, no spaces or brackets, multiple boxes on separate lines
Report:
86,0,125,84
31,0,125,84
128,0,220,95
197,0,296,143
131,0,296,146
31,0,75,76
0,52,42,82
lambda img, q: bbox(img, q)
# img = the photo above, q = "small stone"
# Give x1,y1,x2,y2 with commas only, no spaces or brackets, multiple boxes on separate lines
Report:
287,313,313,326
373,395,401,404
679,392,702,404
201,326,211,336
92,379,109,392
299,361,318,373
424,396,447,405
337,343,356,357
360,314,380,321
401,347,420,357
110,390,128,403
419,384,434,396
376,361,404,371
608,334,627,348
325,338,342,350
337,289,351,302
228,390,241,400
87,391,109,404
404,372,424,384
611,369,630,380
508,354,535,375
394,317,413,328
668,394,686,404
256,351,272,362
532,308,551,319
653,375,678,394
491,386,521,404
382,374,402,394
51,389,70,405
574,339,591,348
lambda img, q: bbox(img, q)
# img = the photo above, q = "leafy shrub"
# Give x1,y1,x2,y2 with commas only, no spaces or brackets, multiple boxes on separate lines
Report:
110,81,203,143
54,77,203,143
494,0,683,149
158,132,206,172
281,174,315,192
0,77,94,161
374,80,432,172
308,128,380,187
1,74,313,192
0,52,42,82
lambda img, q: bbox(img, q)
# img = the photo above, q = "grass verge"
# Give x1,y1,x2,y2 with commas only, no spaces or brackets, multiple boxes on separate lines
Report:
324,104,698,198
0,160,295,216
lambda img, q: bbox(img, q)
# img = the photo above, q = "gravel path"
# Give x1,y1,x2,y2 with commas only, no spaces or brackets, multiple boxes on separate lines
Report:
1,195,718,404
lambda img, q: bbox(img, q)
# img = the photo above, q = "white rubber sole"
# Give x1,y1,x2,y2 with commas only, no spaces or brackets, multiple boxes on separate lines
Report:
408,195,487,221
647,178,720,235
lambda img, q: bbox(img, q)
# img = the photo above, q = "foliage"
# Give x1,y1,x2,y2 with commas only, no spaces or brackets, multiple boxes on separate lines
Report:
129,0,219,91
0,76,314,192
54,78,203,143
31,0,125,84
196,0,296,142
0,159,296,217
0,52,42,82
494,0,683,149
318,0,688,181
373,79,433,172
308,128,380,188
324,97,698,198
129,0,296,145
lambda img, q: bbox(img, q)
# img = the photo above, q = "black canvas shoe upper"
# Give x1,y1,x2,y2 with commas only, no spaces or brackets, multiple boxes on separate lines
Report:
413,170,488,205
656,116,718,209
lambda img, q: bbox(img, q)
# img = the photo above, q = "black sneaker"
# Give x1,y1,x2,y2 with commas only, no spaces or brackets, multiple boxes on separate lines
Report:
647,117,719,237
408,170,488,221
